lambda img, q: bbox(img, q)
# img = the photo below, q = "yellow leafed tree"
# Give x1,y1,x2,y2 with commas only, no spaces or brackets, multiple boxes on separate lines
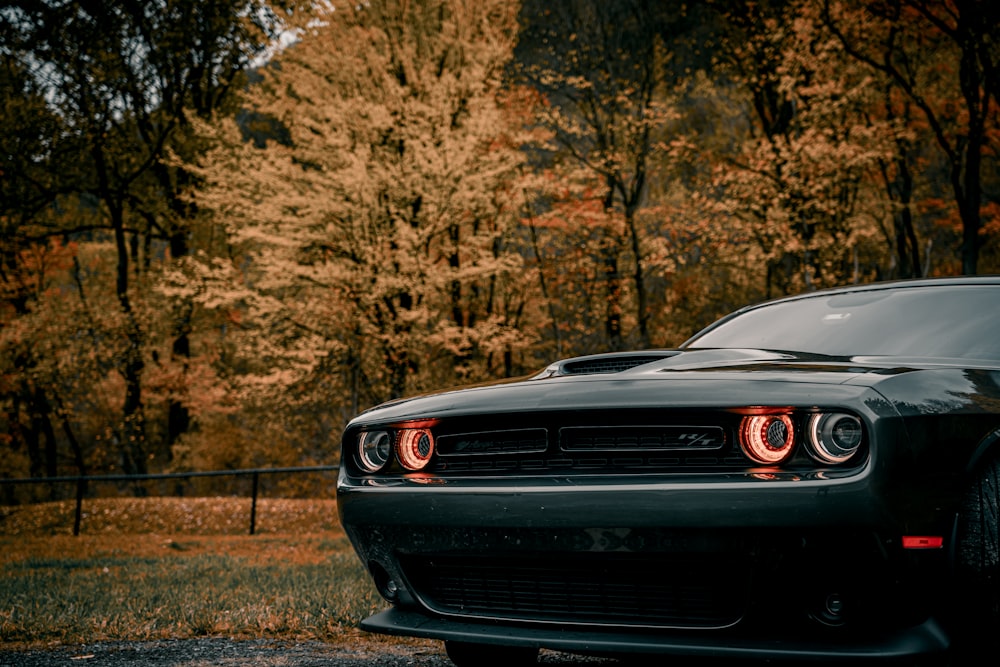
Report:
704,0,899,299
183,0,529,431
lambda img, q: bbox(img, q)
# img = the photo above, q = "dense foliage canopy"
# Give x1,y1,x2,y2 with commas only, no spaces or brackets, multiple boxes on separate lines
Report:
2,0,998,491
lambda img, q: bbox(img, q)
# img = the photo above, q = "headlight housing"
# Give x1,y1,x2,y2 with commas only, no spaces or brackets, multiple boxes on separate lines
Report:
739,414,796,464
357,430,394,472
354,426,437,473
807,413,863,464
397,428,435,470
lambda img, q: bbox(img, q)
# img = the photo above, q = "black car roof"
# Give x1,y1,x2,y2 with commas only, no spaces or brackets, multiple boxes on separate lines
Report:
736,275,999,309
680,275,1000,348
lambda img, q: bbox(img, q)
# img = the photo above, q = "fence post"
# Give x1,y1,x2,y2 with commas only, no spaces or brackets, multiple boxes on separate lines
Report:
73,477,85,536
249,471,259,535
0,465,339,535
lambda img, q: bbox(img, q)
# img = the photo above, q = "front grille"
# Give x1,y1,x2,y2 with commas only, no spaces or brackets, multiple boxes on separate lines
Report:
434,452,750,473
401,553,746,628
437,429,548,457
431,423,746,473
561,426,726,452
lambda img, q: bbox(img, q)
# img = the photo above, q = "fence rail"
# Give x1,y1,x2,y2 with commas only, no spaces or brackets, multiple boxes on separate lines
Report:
0,465,339,536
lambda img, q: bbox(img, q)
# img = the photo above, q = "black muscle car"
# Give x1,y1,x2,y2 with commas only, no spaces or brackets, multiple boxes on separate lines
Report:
337,276,1000,665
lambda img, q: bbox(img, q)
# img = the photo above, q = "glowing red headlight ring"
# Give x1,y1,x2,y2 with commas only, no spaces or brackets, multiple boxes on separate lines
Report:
396,428,435,471
740,414,795,465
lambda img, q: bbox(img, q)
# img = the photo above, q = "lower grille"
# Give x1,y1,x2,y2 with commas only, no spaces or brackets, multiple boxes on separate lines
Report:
401,553,747,629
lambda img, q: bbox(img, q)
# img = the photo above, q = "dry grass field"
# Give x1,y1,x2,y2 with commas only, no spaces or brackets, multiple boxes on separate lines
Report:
0,497,384,647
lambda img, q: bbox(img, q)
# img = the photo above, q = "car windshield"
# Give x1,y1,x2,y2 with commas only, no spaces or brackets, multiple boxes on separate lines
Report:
685,284,1000,361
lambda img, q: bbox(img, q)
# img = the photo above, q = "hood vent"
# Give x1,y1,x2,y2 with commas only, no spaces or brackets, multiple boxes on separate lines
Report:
561,352,677,376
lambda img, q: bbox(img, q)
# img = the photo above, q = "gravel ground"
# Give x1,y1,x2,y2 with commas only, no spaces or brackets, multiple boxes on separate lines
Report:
0,637,629,667
0,637,446,667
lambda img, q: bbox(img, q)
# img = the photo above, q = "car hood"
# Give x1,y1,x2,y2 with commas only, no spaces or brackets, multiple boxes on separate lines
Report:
350,348,925,426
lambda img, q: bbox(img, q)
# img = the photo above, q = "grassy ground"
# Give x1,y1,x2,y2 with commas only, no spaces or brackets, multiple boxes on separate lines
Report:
0,497,385,647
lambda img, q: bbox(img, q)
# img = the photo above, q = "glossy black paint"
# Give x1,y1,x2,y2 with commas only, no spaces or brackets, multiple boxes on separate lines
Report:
337,277,1000,661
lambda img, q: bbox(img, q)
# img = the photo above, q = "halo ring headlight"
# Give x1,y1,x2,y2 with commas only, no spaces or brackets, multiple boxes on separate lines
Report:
808,413,863,464
740,414,796,465
357,430,394,472
397,428,435,471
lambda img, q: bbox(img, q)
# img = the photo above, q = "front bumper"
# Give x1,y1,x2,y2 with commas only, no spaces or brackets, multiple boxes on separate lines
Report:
361,608,949,662
338,468,953,660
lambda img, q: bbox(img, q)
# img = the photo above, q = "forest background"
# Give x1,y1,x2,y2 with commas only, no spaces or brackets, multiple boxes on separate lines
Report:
2,0,999,495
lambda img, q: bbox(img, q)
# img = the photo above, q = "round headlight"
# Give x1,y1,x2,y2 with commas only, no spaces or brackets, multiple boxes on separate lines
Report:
808,413,863,464
397,428,435,471
357,430,394,472
739,414,796,465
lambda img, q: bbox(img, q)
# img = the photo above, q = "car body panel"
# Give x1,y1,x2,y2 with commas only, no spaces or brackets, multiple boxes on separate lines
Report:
337,277,1000,661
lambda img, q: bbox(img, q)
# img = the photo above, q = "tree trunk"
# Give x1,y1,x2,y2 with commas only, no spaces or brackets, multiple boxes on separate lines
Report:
955,4,987,276
894,159,922,279
526,214,563,359
624,204,650,348
93,132,147,477
167,232,192,453
111,203,147,476
602,185,624,351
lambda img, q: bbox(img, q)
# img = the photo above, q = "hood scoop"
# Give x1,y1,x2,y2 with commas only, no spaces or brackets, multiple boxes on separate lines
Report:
538,351,681,378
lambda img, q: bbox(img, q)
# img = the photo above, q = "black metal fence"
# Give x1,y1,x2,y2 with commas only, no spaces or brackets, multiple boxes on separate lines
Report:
0,465,339,536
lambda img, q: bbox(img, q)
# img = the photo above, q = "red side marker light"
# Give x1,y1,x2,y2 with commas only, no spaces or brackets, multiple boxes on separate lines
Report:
902,536,943,549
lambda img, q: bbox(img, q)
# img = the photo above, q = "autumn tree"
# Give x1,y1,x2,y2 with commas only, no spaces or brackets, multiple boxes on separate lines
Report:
1,1,290,478
516,0,693,350
7,0,999,489
821,0,1000,275
182,0,527,437
703,0,897,298
0,52,108,491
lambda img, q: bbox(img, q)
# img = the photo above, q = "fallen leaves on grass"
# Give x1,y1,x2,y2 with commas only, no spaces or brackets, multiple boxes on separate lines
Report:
0,497,340,537
0,497,379,647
